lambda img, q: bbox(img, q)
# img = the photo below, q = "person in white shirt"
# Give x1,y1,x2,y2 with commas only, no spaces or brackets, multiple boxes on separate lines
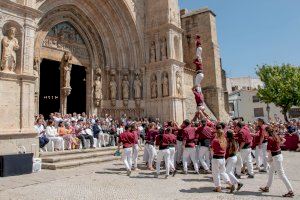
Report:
78,122,95,149
45,120,64,151
34,118,49,150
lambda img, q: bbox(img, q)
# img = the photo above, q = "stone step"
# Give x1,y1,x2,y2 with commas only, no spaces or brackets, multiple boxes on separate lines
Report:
42,155,121,170
42,150,117,163
40,146,118,157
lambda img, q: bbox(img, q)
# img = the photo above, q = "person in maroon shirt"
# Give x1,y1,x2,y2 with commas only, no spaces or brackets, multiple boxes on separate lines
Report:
167,124,177,172
155,128,177,178
130,123,141,171
256,118,269,172
260,127,294,197
145,123,158,170
235,122,254,178
117,125,135,176
182,119,199,174
211,127,234,193
196,119,213,173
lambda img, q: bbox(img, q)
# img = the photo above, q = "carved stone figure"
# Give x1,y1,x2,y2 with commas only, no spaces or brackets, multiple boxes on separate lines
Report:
1,27,19,73
160,37,167,60
109,75,117,100
150,41,156,63
94,76,102,102
176,71,182,96
162,73,169,97
122,74,130,100
133,73,142,99
151,75,157,98
61,51,72,88
33,56,40,76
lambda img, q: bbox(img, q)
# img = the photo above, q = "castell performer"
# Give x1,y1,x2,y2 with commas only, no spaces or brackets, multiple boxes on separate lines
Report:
145,123,158,170
117,125,136,176
259,127,294,197
155,128,177,178
211,126,235,193
193,34,204,90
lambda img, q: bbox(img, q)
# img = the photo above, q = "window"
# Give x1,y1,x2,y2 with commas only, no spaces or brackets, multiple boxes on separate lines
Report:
252,96,260,103
229,103,234,112
254,108,264,117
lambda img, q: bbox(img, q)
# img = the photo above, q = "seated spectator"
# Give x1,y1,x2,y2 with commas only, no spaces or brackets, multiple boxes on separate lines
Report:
58,121,74,150
78,122,94,149
34,118,49,151
45,120,64,151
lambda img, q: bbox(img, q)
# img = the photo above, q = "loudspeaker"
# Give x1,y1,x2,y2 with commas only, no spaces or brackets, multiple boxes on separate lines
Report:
0,153,33,177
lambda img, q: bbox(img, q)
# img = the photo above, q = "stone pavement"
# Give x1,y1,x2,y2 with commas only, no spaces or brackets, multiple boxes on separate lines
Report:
0,151,299,200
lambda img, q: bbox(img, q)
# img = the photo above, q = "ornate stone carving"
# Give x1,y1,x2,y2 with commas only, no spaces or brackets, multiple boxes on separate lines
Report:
42,22,89,60
133,72,142,100
151,74,157,98
176,71,182,96
162,72,169,97
150,41,156,63
109,74,117,106
1,27,19,73
94,75,102,107
61,51,72,88
33,56,40,77
122,74,130,106
160,37,167,60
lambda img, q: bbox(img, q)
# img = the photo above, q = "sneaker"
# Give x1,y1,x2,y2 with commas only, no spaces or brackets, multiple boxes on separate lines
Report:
259,187,269,192
248,175,254,179
165,175,169,179
237,183,244,191
259,169,267,173
229,185,235,193
126,170,131,176
236,175,241,179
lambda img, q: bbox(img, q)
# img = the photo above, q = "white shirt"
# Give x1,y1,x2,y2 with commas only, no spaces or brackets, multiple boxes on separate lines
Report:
196,46,202,61
84,128,93,136
117,127,124,136
34,124,45,137
45,126,58,137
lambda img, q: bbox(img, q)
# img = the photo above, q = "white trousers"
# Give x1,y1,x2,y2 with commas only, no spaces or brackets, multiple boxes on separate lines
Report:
195,73,204,86
122,147,133,171
169,147,176,170
143,145,149,162
156,149,170,176
145,144,157,167
255,146,262,167
198,146,211,170
175,140,183,163
133,144,139,168
236,148,254,175
267,154,293,192
226,156,240,185
212,158,231,187
49,137,64,150
183,148,199,173
258,142,269,170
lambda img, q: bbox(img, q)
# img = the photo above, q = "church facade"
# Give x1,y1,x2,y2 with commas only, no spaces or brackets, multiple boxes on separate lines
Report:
0,0,229,155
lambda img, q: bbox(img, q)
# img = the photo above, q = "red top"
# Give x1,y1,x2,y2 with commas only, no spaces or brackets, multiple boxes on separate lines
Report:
267,136,281,152
155,133,173,149
193,58,203,71
211,138,226,156
237,126,253,146
183,125,197,148
258,125,268,144
176,128,184,141
145,129,159,145
193,89,204,106
119,131,135,148
196,125,213,140
169,133,177,146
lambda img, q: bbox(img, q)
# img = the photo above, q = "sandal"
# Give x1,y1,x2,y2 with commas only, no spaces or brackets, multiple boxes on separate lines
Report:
259,187,269,192
213,187,222,192
282,191,294,198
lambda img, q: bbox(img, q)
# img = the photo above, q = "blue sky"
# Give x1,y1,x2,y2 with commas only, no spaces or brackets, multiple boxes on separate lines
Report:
179,0,300,77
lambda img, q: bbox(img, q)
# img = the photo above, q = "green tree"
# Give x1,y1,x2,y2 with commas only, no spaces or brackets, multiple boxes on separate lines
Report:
256,64,300,122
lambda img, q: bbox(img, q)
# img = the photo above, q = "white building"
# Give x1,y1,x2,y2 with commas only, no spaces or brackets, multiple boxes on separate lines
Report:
227,77,300,122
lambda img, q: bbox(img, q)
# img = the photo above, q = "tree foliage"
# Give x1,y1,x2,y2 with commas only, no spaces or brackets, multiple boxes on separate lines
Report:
256,64,300,122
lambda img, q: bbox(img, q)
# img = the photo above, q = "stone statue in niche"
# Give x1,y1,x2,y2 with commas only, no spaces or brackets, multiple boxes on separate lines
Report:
150,41,156,63
33,56,40,77
160,37,167,60
162,73,169,97
133,73,142,99
151,75,157,98
122,74,130,100
1,27,19,73
61,51,73,88
109,75,117,100
176,71,182,96
94,75,102,106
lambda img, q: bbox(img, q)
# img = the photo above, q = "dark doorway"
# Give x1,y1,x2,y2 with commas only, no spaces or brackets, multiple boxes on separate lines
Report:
67,65,86,114
39,59,60,119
